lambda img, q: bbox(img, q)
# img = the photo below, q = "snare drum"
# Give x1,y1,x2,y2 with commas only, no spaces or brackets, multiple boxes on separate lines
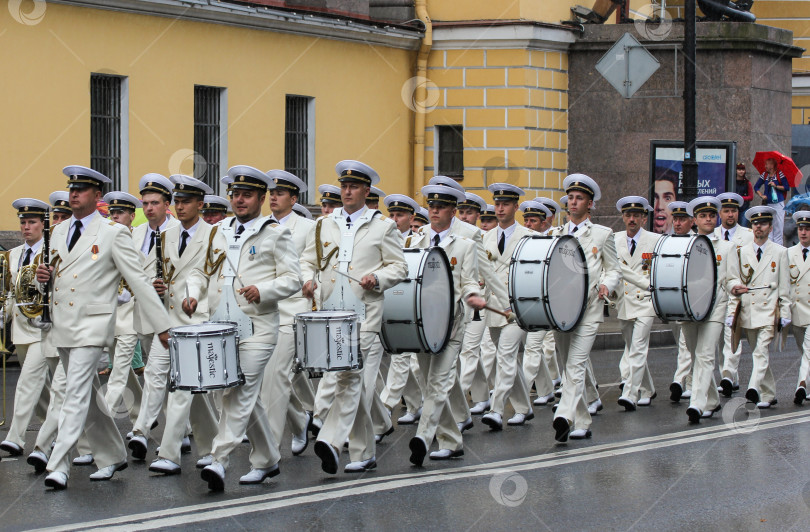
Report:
380,247,454,354
294,310,362,373
650,234,717,321
509,235,589,332
169,321,244,393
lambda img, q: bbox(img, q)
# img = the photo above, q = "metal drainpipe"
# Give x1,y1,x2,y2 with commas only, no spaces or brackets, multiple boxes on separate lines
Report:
413,0,432,202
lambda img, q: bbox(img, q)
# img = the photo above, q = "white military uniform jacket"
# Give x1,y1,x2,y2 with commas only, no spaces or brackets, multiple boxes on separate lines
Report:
300,207,408,334
48,212,170,348
787,244,810,327
277,211,315,327
131,216,180,335
550,219,621,323
161,219,215,326
7,241,44,345
727,240,791,329
705,233,735,324
714,224,754,248
482,222,533,328
188,216,302,345
613,228,660,320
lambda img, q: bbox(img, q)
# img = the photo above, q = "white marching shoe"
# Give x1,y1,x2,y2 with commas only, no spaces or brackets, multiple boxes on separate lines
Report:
397,408,422,425
196,454,214,468
89,461,128,481
239,464,280,484
470,400,490,415
533,393,555,406
149,459,181,475
507,410,534,426
201,462,226,491
344,456,376,473
457,417,474,433
481,411,503,431
587,399,603,415
72,454,94,466
45,471,68,490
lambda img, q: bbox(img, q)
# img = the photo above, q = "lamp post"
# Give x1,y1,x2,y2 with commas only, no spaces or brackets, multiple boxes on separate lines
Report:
682,0,699,201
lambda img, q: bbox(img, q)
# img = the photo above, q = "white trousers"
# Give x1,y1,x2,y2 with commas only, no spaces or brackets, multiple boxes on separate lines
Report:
458,315,495,402
671,325,693,390
158,389,219,465
554,320,600,431
796,325,810,388
488,323,530,416
131,333,170,439
104,333,142,425
46,347,126,476
34,357,92,457
680,321,722,413
618,317,655,402
721,323,743,384
211,343,279,470
523,330,557,397
5,342,50,448
745,327,777,402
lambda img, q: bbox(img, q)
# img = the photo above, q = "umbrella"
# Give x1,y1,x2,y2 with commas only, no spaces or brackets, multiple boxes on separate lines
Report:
785,192,810,215
752,150,803,188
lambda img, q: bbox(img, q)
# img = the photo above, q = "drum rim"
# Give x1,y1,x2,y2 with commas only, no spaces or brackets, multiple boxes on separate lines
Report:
295,311,359,320
681,234,717,321
169,321,238,337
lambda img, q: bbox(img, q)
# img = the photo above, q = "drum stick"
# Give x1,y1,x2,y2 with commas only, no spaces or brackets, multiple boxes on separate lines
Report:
223,254,246,289
333,269,364,284
184,284,192,317
483,305,515,323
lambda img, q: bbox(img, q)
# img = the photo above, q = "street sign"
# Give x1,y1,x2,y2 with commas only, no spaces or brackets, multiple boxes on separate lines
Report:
595,32,660,99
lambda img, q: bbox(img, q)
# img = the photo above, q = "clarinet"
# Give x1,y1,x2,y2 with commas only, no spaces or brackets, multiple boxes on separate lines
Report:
154,226,164,300
41,209,51,324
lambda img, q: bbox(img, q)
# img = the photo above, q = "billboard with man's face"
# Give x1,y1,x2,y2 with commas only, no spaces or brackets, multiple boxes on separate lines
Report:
649,140,736,234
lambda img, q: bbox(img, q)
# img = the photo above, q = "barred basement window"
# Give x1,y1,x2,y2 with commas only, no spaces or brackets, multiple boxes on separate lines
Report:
194,86,226,192
285,95,314,204
91,74,126,191
437,125,464,178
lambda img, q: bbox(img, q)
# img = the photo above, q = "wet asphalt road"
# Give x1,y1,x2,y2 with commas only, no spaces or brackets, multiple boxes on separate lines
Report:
2,335,810,531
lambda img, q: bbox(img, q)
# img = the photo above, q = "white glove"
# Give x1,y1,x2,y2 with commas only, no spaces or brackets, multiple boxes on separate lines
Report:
28,316,52,331
117,289,131,305
781,318,791,328
725,316,734,327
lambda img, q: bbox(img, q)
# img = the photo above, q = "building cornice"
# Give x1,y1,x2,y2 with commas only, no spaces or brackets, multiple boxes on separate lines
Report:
430,22,577,52
49,0,423,50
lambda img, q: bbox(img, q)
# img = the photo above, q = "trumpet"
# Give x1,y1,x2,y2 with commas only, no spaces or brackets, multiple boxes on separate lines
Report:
0,251,11,426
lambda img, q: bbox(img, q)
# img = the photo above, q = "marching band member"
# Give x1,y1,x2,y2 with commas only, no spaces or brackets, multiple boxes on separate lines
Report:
518,201,559,408
408,184,485,465
481,183,534,431
479,205,497,231
184,165,301,490
727,206,791,409
27,194,94,472
201,194,231,225
128,175,181,460
380,193,424,425
365,186,385,210
36,166,171,489
682,196,730,422
412,207,429,232
258,170,316,457
457,192,486,226
1,199,50,457
99,192,144,429
667,201,696,402
715,192,754,397
148,175,220,476
318,184,342,215
789,211,810,405
301,160,407,474
614,196,660,411
551,174,620,442
536,197,561,235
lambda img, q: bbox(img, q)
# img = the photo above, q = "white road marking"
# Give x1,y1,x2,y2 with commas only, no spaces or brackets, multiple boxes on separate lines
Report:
33,410,810,532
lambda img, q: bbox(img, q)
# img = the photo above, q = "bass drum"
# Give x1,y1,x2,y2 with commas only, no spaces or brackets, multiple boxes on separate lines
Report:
650,234,717,321
509,235,589,332
381,247,454,354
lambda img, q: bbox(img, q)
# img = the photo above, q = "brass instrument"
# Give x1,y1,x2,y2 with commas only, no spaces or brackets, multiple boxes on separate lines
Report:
14,257,45,319
0,251,10,426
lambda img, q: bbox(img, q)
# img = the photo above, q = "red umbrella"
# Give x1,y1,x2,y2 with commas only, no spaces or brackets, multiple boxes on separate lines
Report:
752,150,803,188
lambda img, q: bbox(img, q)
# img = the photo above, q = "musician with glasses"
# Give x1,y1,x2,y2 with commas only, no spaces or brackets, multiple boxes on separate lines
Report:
35,166,171,489
0,198,51,458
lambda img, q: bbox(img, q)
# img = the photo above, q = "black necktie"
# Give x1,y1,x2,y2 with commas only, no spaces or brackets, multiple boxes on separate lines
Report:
22,248,32,266
68,221,82,252
148,231,156,253
346,216,352,229
433,234,441,247
630,239,636,257
179,231,189,257
804,248,808,262
498,231,505,255
234,225,245,240
571,225,578,234
725,230,730,241
756,247,762,262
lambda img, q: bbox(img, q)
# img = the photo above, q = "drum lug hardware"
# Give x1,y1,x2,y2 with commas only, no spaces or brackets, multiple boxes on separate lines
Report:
658,287,679,291
518,260,543,264
517,297,540,301
660,254,682,258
